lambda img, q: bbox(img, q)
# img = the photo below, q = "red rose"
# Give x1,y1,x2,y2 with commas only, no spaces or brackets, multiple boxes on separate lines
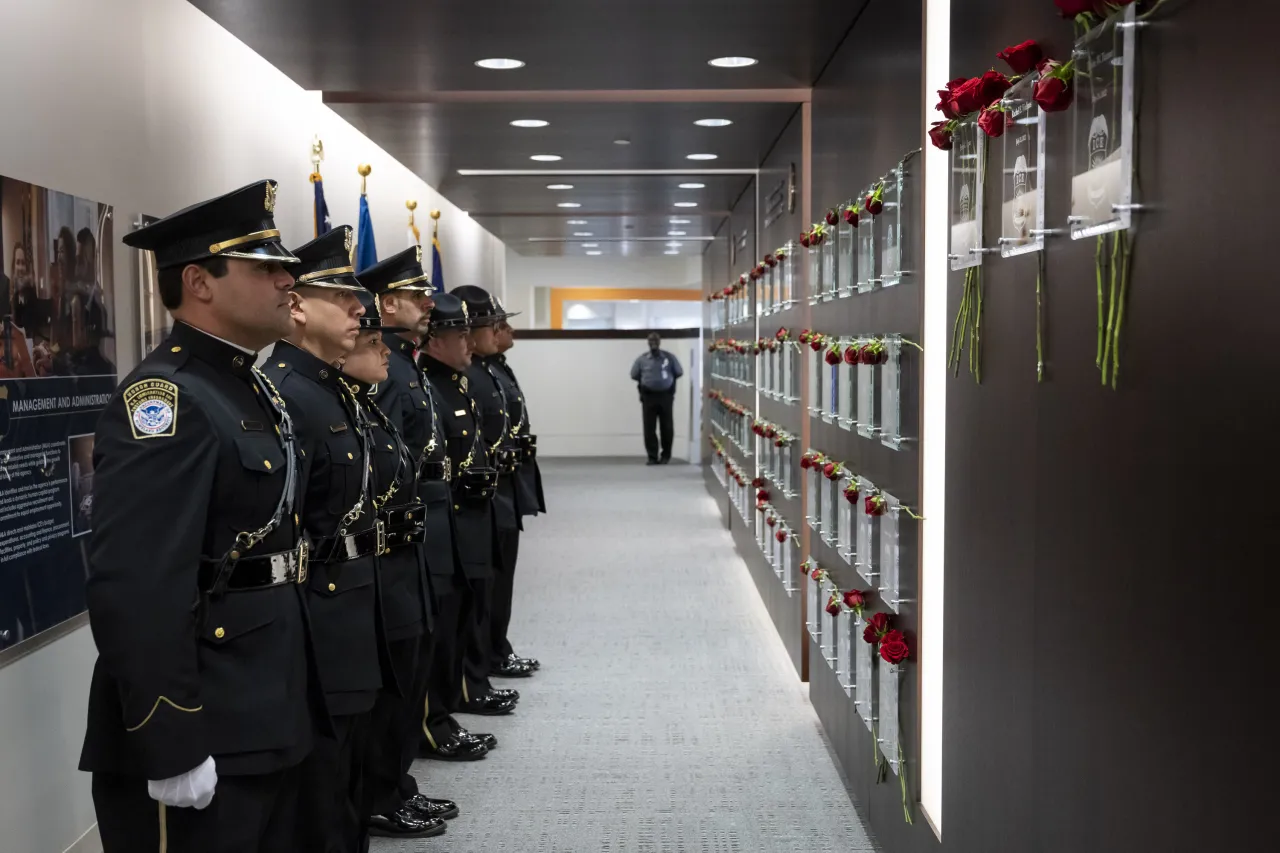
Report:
935,76,968,120
765,254,777,267
949,76,986,116
722,286,732,296
776,327,789,341
843,589,869,609
879,630,909,664
775,529,788,543
824,348,841,366
839,345,855,365
823,209,837,226
997,40,1043,75
766,515,777,527
757,489,769,503
811,567,823,581
764,426,777,438
864,193,883,217
751,476,765,488
977,70,1012,107
823,462,841,481
800,454,813,470
825,593,842,617
843,484,859,503
928,120,954,151
842,206,860,227
865,495,886,516
978,106,1010,138
799,232,811,248
810,339,824,352
776,250,787,261
1033,74,1074,112
756,500,766,513
862,612,891,644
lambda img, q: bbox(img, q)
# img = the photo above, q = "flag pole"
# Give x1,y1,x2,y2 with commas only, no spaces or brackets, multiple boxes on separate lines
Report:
309,135,324,181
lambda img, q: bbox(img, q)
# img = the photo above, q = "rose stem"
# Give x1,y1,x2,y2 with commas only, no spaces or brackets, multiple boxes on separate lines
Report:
1110,229,1133,389
1101,231,1120,384
1095,235,1105,368
1036,249,1046,382
974,268,984,384
952,273,970,376
949,282,966,371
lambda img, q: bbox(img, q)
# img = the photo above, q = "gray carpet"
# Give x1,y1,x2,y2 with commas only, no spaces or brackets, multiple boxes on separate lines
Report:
374,459,876,852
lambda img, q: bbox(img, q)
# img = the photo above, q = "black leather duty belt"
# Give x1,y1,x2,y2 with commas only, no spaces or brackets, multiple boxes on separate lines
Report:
419,460,449,481
313,522,385,563
198,541,310,592
378,505,427,551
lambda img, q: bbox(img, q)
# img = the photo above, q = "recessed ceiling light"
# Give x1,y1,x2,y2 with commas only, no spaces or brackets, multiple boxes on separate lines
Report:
547,183,574,190
686,153,718,161
614,138,631,145
581,243,599,248
664,250,680,255
476,58,525,70
709,56,757,68
674,202,698,208
531,154,562,162
668,231,687,236
557,202,582,208
586,251,603,256
510,119,549,128
695,118,734,128
566,219,588,225
678,182,706,190
573,232,593,237
670,218,691,224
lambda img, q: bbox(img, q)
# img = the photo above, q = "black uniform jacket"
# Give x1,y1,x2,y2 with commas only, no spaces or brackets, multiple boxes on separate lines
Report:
465,358,521,531
420,354,493,580
487,354,546,515
352,378,432,639
266,341,389,715
375,334,464,592
81,322,315,780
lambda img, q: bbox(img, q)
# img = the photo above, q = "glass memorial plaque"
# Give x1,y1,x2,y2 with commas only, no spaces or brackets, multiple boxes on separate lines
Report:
880,336,903,450
950,117,985,271
783,537,797,593
880,491,902,613
855,476,876,585
837,220,856,296
806,570,820,640
820,475,835,545
879,662,902,775
782,250,794,306
838,478,854,564
807,248,822,305
857,358,878,440
1070,4,1137,239
854,614,875,731
826,362,840,422
838,355,853,430
880,165,904,287
820,578,838,665
821,234,837,301
807,349,820,417
786,347,798,404
760,270,770,316
1001,73,1046,257
768,528,778,571
857,212,877,293
837,612,854,694
782,446,793,497
806,467,820,530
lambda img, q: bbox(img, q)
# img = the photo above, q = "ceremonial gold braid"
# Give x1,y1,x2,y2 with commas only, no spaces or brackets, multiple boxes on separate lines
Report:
335,380,371,532
358,390,413,510
235,368,298,551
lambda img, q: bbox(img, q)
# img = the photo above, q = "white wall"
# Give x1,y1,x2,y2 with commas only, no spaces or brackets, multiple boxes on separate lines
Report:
504,249,702,328
0,2,506,851
506,337,701,459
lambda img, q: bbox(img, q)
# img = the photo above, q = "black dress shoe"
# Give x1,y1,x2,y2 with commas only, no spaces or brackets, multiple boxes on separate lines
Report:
459,694,517,716
457,729,498,750
646,458,659,465
367,807,447,838
404,793,460,821
493,658,534,678
489,687,520,702
420,734,487,761
659,456,671,464
511,653,540,670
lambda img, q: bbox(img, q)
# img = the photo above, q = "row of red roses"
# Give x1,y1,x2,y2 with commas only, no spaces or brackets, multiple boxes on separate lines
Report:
706,389,750,418
750,418,795,448
801,188,887,249
797,330,891,365
806,563,910,665
800,451,891,516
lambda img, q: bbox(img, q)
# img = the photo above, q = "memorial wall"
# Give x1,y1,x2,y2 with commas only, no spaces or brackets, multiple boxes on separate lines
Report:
703,1,1270,851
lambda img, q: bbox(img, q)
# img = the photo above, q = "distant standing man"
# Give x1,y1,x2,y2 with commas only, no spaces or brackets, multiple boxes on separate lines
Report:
630,332,682,465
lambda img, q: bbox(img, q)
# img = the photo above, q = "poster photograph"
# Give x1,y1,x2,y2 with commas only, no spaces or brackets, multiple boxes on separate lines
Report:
0,174,117,654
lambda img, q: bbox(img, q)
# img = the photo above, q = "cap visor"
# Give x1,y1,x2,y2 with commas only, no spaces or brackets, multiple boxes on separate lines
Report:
218,239,300,264
292,272,365,291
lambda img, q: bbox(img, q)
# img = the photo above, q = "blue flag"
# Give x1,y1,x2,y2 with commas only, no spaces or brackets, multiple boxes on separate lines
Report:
312,177,332,237
430,235,444,293
355,195,378,272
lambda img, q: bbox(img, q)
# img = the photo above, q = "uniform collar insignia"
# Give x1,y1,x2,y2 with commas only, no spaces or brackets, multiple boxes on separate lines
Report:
274,340,344,391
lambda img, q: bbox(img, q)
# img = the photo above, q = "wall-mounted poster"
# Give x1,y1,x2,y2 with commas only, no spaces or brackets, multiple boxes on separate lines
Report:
0,174,117,656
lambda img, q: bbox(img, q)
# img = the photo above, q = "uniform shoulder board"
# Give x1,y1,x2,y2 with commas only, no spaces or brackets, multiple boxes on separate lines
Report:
123,378,179,439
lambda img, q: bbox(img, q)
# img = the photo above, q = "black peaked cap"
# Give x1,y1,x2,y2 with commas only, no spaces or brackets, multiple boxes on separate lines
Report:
359,245,433,295
290,225,362,291
428,292,471,331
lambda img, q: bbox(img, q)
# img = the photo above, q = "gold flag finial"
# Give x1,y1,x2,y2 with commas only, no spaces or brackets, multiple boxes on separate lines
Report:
358,163,372,195
430,209,441,238
407,200,421,246
309,135,324,181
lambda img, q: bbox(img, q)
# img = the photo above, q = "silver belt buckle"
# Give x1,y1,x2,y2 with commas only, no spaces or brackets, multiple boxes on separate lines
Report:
376,519,387,555
296,540,309,584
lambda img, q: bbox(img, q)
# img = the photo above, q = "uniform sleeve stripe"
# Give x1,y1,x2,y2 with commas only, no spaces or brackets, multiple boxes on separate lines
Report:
125,696,203,732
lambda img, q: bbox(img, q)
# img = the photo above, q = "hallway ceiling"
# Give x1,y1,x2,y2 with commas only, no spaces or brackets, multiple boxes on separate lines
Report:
189,0,869,257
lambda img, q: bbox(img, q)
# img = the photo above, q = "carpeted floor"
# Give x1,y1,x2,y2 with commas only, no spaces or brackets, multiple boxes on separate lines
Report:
373,458,876,852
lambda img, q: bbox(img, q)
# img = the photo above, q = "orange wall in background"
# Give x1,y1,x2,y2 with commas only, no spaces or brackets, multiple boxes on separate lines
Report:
549,287,702,329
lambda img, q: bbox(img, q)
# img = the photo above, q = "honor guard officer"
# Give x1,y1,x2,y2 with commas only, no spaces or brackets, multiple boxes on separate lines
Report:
81,181,320,853
339,275,456,839
265,226,390,853
451,286,538,679
420,294,520,717
363,250,496,762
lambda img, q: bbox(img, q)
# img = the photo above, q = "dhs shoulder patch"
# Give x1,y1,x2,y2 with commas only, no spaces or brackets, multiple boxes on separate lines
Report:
123,379,179,439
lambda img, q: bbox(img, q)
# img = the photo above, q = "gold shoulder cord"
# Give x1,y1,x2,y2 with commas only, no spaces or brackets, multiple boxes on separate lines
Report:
335,381,371,533
485,364,513,451
417,365,440,455
234,368,299,552
361,391,414,509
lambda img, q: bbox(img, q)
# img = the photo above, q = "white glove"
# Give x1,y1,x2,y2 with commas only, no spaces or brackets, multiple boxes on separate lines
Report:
147,756,217,810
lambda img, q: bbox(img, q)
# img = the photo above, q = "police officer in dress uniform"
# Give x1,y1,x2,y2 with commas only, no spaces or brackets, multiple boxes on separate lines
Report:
363,250,498,764
420,294,521,717
264,226,391,853
339,265,456,838
451,286,538,680
81,181,321,852
489,310,546,672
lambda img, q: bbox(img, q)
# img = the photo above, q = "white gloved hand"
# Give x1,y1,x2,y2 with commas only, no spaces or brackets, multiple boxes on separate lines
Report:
147,755,217,810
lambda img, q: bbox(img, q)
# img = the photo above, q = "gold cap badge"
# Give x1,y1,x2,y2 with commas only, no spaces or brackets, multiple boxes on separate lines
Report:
265,182,277,213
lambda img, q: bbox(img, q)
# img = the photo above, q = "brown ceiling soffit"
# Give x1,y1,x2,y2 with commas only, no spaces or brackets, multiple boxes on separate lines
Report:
515,328,700,340
469,211,732,219
323,88,811,105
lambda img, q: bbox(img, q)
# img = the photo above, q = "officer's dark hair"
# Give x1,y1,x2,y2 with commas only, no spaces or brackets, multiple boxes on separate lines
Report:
157,256,230,310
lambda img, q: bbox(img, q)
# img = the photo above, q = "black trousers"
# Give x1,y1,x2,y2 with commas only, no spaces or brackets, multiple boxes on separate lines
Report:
462,576,494,703
423,585,471,745
490,527,520,665
93,763,305,853
300,712,371,853
361,634,427,818
641,389,675,460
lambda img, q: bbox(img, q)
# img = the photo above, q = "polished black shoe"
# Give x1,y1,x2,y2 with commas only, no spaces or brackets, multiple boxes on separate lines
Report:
367,807,447,838
659,456,671,464
420,734,488,761
646,458,660,465
492,658,535,678
457,728,498,750
404,793,460,822
459,694,517,716
511,652,541,670
489,687,520,702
